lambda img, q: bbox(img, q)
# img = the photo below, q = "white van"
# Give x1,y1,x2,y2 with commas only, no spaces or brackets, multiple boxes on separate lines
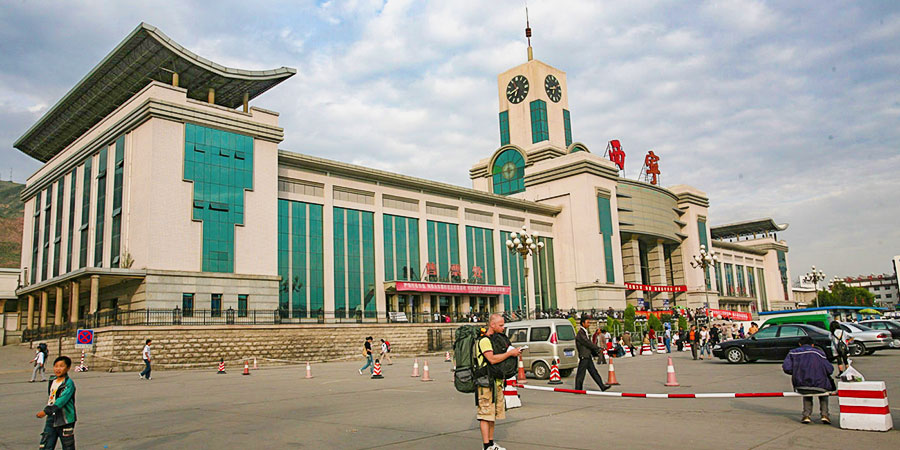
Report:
504,319,579,379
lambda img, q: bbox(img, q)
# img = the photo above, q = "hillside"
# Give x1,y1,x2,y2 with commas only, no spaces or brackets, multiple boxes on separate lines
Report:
0,180,25,268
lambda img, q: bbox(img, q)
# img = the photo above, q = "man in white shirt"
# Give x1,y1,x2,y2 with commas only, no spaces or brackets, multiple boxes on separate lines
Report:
139,339,152,380
30,347,47,382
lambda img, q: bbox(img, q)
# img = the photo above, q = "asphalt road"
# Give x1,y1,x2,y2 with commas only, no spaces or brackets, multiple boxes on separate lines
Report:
1,344,897,449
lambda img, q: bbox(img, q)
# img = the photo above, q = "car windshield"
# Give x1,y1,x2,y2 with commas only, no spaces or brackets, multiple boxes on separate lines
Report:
847,323,875,332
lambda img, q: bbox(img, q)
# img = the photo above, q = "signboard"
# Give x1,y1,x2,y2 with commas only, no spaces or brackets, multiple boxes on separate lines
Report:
706,308,752,321
75,329,94,349
395,281,511,296
636,310,673,318
388,312,409,323
625,283,687,293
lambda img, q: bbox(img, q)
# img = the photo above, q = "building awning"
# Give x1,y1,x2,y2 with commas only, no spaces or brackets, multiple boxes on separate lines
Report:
386,281,510,296
14,22,296,163
710,218,788,240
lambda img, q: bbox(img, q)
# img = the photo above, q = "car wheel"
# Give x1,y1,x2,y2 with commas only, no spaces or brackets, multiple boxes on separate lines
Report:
559,368,574,377
850,343,866,357
726,348,745,363
532,361,550,380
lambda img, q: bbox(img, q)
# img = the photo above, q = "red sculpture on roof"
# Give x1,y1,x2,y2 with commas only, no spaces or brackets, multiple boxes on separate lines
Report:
607,139,625,171
643,151,660,185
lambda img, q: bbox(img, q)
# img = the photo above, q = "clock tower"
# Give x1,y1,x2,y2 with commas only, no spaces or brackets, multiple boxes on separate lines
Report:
497,58,572,154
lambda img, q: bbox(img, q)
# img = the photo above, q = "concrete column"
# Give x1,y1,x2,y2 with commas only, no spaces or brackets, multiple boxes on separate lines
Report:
26,294,35,329
461,296,470,314
89,275,100,314
39,290,48,327
208,87,215,104
172,72,179,87
70,280,80,322
242,92,249,113
649,240,670,308
54,285,64,325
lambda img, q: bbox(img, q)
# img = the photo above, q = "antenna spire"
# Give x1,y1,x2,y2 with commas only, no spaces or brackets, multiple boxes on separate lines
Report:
525,2,533,61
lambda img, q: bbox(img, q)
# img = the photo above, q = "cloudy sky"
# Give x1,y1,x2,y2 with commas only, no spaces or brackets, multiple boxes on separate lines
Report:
1,0,898,281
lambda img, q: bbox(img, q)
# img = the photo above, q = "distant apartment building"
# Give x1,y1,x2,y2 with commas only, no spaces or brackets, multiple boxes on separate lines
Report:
833,256,900,309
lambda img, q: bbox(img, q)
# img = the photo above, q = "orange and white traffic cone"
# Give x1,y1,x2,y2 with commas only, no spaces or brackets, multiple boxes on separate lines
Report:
305,361,313,379
253,357,258,370
548,359,563,385
411,358,420,377
665,356,680,386
445,351,451,363
371,359,384,379
421,360,433,381
516,355,527,384
607,360,619,385
242,360,250,376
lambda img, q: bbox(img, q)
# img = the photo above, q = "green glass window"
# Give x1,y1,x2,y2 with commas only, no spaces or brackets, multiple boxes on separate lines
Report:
426,220,460,282
724,263,735,296
500,231,526,311
530,99,549,143
499,111,510,146
334,207,376,318
698,218,711,290
465,226,495,285
30,191,41,284
736,264,747,296
94,147,108,267
66,169,76,273
53,180,63,277
211,293,222,317
532,236,557,311
563,109,572,147
42,188,51,280
79,159,91,269
277,199,324,318
596,195,616,283
747,267,757,299
384,214,420,281
757,268,768,311
715,261,724,296
184,124,254,273
238,294,248,317
492,149,525,195
182,293,194,317
776,250,789,299
110,135,125,267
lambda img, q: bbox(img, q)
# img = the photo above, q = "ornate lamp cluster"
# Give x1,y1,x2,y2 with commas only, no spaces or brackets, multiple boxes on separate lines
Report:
690,244,718,308
803,266,826,308
505,226,544,320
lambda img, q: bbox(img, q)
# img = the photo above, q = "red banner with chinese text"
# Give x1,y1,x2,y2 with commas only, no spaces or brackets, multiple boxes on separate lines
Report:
706,308,752,321
394,281,511,296
625,283,687,293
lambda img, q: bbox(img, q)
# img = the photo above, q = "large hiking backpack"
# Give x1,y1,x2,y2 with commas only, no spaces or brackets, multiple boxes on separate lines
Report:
486,332,518,380
453,325,482,393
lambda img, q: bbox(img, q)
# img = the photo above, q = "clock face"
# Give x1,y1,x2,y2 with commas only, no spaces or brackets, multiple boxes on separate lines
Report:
506,75,529,104
501,161,517,180
544,74,562,102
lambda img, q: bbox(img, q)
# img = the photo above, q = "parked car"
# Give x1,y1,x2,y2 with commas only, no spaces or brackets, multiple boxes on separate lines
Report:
712,324,834,364
760,313,830,331
859,319,900,346
505,319,578,379
837,322,893,356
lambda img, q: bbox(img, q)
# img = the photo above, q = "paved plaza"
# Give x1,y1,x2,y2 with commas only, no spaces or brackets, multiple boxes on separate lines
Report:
1,344,897,449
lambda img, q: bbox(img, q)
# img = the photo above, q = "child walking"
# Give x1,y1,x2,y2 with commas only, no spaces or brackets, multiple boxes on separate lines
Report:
37,355,77,449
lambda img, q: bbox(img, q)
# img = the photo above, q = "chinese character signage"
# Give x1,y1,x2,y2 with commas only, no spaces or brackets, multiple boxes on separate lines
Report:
395,281,511,296
608,139,625,171
643,150,660,185
625,283,687,293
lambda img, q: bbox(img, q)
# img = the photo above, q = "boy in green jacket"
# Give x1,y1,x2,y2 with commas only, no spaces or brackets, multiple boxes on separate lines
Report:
36,355,76,449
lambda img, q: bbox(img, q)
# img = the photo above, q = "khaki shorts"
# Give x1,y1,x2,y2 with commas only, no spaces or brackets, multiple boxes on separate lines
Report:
476,384,505,422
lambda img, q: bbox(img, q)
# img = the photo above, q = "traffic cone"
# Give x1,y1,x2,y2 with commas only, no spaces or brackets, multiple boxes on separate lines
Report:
305,361,313,379
242,360,250,376
607,360,620,385
421,360,433,381
445,351,451,362
371,359,384,379
548,359,563,385
665,356,680,386
217,358,226,374
411,358,420,377
504,378,522,409
253,357,258,370
516,355,527,384
603,348,609,360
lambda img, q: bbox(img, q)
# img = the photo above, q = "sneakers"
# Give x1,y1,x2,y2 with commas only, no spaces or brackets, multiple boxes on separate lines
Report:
146,376,152,381
487,444,506,450
801,416,811,424
358,369,363,375
139,374,145,380
821,415,831,424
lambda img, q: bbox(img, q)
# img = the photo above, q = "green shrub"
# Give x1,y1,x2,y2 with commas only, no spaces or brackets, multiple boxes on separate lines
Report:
648,314,663,331
624,304,636,332
678,316,688,331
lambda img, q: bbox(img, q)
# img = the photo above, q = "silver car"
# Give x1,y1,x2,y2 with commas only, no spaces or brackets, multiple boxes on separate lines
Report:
505,319,579,379
837,322,893,356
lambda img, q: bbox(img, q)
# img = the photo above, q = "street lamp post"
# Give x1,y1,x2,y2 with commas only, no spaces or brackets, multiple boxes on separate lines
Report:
690,244,719,311
506,226,544,320
803,266,826,308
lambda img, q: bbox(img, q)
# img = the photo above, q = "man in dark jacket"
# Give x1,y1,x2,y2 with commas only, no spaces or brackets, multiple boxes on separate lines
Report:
782,336,835,424
575,316,611,391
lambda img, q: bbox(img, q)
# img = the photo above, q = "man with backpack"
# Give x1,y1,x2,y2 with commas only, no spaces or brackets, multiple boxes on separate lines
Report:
475,313,521,450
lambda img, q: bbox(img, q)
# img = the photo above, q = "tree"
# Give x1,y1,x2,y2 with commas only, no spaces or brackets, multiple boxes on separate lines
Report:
624,304,636,332
678,316,689,331
648,314,663,332
607,317,621,336
819,283,875,307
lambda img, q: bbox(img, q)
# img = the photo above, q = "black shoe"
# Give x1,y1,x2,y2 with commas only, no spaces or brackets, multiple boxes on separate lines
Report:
600,384,611,391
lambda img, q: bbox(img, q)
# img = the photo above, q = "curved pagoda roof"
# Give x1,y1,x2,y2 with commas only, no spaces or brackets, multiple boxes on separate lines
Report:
14,22,296,162
710,218,788,240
